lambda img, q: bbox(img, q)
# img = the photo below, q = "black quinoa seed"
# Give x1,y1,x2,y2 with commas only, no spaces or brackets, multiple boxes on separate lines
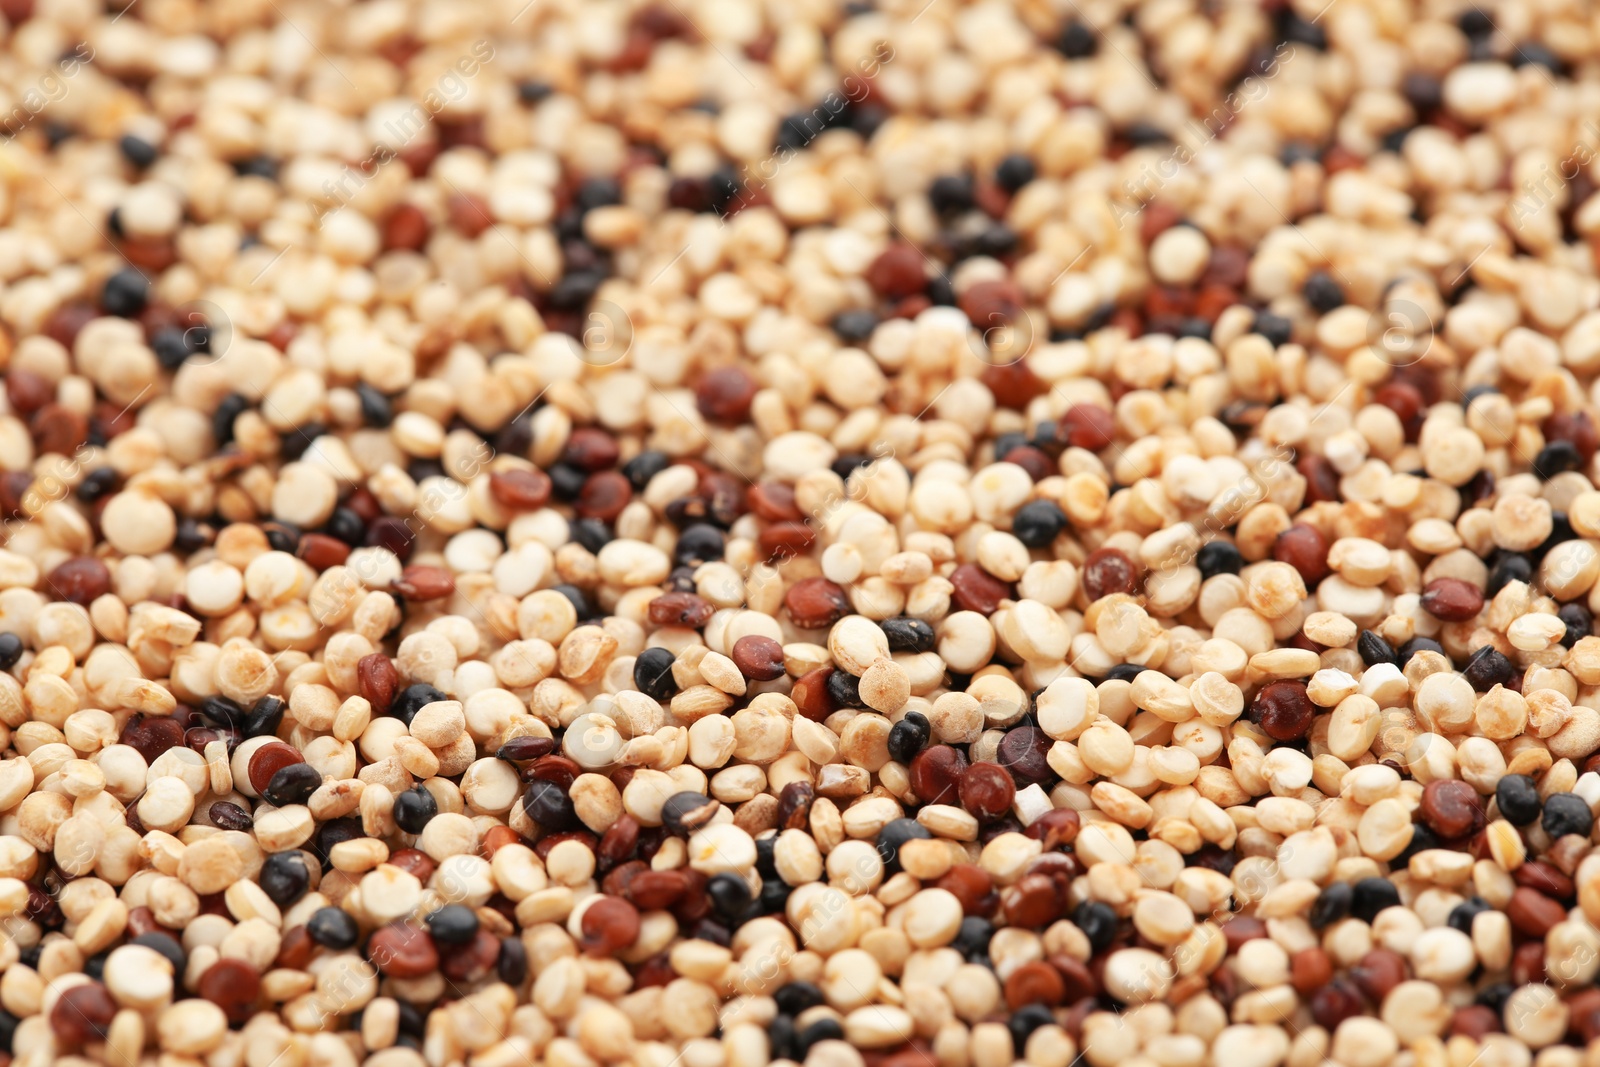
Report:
1542,792,1593,840
1495,774,1542,827
1350,877,1401,922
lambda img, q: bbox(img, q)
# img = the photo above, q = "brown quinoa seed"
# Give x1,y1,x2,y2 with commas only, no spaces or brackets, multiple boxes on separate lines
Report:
1419,577,1485,622
784,577,852,629
489,468,554,510
730,635,786,680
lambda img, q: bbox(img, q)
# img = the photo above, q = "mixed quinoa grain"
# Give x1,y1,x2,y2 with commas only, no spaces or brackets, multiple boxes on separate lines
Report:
3,0,1600,1066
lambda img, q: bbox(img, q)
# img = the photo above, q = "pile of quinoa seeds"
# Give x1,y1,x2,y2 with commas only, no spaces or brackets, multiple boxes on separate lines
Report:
16,1,1600,1067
